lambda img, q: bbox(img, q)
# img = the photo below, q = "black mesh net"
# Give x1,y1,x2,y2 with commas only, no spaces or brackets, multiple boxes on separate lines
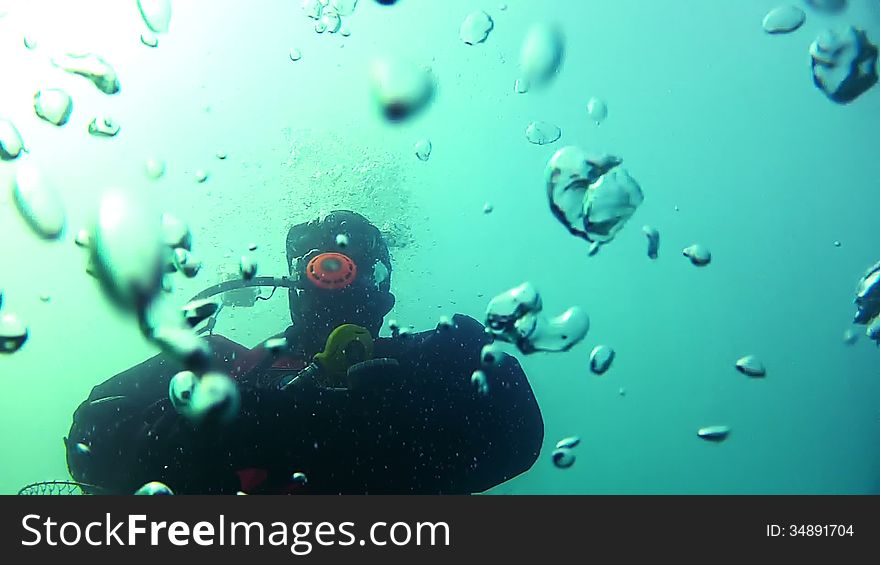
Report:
17,480,100,495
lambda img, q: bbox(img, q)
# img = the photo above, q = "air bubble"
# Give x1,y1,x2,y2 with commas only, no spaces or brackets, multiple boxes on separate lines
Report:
75,229,91,248
88,117,120,137
187,372,240,424
240,255,257,279
762,6,806,34
643,225,659,259
589,345,615,375
471,370,489,396
525,121,561,145
853,261,880,324
174,248,202,278
302,0,323,19
331,0,358,16
486,282,589,354
519,23,564,88
137,0,172,33
480,342,504,368
10,163,66,240
34,89,72,126
0,313,28,353
265,337,288,353
141,32,159,48
152,325,212,372
437,315,454,330
182,300,219,327
169,370,198,414
735,355,766,378
545,146,642,246
555,436,580,450
552,447,575,469
0,119,24,160
145,157,166,180
90,188,165,311
460,11,494,45
51,53,119,94
134,481,174,495
414,138,432,161
320,9,341,33
697,425,730,442
369,57,435,122
867,316,880,344
810,26,878,104
682,244,711,267
586,96,608,124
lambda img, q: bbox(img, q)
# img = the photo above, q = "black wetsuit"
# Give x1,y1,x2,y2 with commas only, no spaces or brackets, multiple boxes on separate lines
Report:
66,314,544,494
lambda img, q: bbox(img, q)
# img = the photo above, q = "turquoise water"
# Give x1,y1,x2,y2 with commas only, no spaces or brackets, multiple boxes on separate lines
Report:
1,0,879,494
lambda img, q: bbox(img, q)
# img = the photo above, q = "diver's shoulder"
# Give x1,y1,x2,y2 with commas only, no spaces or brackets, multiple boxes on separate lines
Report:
448,313,487,336
421,313,489,347
377,313,488,352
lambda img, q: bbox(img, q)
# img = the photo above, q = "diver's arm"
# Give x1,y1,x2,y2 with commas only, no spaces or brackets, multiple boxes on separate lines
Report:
66,335,265,494
367,314,544,493
438,315,544,492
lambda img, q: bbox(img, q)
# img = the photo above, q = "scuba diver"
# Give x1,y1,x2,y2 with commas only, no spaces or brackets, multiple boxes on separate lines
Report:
65,210,544,494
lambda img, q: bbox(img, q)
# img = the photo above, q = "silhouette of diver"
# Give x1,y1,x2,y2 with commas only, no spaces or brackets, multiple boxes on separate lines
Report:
66,211,543,494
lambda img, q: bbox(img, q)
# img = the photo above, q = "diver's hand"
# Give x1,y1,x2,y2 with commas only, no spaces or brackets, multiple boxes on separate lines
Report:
345,358,401,391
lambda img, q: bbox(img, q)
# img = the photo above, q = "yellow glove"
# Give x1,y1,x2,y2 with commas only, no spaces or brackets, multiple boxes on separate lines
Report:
312,324,374,386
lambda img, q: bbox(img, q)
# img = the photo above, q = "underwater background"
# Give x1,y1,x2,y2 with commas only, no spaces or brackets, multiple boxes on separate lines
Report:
1,0,879,494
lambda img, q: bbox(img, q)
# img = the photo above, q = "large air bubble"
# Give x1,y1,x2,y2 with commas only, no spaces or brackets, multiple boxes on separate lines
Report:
10,163,66,240
810,27,878,103
187,372,241,424
518,23,564,88
152,325,212,372
545,146,642,246
485,282,589,354
90,188,165,311
369,57,435,122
